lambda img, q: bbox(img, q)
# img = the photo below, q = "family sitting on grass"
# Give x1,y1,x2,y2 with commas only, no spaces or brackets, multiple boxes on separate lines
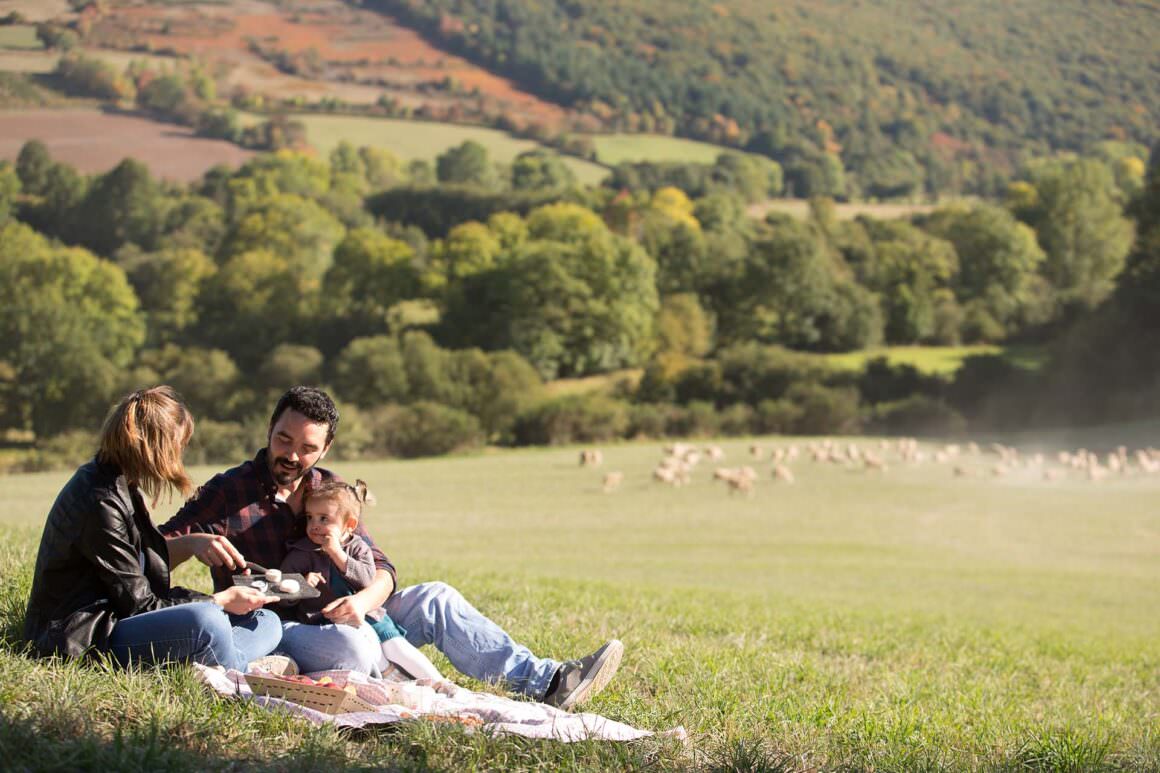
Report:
23,385,623,712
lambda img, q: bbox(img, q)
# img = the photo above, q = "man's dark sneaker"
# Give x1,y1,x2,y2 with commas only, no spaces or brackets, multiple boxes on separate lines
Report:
542,639,624,711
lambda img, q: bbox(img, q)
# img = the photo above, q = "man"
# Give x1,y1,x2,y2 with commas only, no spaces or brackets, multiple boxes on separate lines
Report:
163,386,622,710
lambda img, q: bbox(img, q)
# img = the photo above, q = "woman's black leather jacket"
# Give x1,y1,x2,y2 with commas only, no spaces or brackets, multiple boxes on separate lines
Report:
23,459,210,658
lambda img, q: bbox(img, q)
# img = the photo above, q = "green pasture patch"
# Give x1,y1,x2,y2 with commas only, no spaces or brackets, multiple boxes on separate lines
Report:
0,25,41,51
542,368,642,399
821,344,1043,376
748,198,942,221
274,113,610,186
586,132,732,165
4,436,1158,768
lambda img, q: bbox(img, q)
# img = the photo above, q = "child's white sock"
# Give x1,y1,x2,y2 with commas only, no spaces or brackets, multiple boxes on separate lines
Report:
381,637,444,681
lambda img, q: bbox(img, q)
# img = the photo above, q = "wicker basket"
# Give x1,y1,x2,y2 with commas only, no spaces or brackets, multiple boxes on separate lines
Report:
245,674,378,714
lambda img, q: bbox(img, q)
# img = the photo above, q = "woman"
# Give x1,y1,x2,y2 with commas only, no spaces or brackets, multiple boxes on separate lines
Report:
23,386,281,671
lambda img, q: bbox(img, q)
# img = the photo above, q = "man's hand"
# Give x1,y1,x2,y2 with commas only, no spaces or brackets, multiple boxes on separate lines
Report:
321,593,369,627
305,571,326,588
184,533,245,570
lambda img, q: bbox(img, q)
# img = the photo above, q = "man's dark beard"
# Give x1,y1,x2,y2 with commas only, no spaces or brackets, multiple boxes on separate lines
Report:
270,455,307,486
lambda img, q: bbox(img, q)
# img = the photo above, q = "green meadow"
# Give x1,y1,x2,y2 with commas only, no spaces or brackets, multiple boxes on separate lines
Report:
585,133,732,166
276,114,610,186
821,345,1049,376
1,436,1157,770
0,25,41,51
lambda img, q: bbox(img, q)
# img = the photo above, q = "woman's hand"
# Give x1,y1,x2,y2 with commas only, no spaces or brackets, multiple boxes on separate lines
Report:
305,572,325,588
213,585,277,615
168,533,245,571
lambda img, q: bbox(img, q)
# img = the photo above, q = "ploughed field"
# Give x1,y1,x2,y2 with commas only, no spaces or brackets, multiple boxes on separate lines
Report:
1,436,1157,770
0,108,255,182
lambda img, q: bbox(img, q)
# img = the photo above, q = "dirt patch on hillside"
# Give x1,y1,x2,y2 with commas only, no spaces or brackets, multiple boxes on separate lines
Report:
82,0,569,128
0,109,254,181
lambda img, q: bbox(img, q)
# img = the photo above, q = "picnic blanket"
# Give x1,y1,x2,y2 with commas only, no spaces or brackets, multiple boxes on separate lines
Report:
194,664,686,743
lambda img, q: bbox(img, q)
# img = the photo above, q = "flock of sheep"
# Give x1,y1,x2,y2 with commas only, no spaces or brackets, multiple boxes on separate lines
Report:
578,438,1160,496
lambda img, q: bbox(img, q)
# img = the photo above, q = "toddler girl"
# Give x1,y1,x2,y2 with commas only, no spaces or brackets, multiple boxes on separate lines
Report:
280,479,443,681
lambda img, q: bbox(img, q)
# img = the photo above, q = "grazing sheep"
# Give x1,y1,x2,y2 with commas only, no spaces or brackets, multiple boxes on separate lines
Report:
579,449,603,467
991,463,1008,478
863,452,888,472
771,464,795,484
726,475,755,497
602,471,624,493
749,444,765,460
653,466,680,486
705,445,725,461
953,465,971,478
1043,469,1063,482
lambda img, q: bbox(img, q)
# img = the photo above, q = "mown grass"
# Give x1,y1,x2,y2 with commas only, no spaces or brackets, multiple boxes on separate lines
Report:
585,133,732,166
269,114,609,186
2,436,1158,770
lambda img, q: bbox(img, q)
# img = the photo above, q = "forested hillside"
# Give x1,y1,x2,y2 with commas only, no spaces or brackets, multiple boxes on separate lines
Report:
361,0,1159,198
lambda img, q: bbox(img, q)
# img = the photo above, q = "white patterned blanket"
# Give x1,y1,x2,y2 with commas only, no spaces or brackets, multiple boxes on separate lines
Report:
194,664,686,743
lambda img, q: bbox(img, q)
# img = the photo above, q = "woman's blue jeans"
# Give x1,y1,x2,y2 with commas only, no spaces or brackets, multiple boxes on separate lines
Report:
107,601,282,672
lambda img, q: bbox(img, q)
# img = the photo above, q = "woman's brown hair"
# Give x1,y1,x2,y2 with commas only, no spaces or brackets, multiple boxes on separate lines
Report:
97,386,194,504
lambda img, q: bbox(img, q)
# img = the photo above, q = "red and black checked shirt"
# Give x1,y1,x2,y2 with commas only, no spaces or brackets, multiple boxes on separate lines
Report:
159,448,396,594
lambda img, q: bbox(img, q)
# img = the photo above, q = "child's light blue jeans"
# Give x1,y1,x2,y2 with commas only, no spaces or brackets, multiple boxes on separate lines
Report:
107,602,282,672
278,581,562,699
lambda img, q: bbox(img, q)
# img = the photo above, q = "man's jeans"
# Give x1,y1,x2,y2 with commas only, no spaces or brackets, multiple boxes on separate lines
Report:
278,582,561,699
107,602,282,672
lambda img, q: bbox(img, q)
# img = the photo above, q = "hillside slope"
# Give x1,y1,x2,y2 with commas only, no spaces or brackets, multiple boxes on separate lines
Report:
360,0,1159,197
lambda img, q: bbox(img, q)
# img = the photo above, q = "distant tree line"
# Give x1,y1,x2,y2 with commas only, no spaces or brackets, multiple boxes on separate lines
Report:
0,137,1155,469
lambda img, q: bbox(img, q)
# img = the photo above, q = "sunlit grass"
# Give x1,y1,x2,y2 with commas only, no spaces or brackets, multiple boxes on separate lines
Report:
256,113,610,186
3,436,1158,769
821,344,1048,376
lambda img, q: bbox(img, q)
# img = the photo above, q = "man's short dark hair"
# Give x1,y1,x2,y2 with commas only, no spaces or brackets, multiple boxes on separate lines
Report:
270,386,339,444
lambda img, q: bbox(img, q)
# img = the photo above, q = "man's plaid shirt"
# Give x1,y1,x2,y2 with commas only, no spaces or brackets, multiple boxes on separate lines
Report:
160,448,396,593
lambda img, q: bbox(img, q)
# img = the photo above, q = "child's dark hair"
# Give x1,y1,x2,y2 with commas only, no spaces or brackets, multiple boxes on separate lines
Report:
304,479,375,527
270,386,339,444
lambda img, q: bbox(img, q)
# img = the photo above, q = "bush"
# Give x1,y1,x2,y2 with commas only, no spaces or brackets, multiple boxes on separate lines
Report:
785,382,862,435
665,400,720,438
16,430,95,472
512,394,630,445
716,343,830,405
185,420,254,466
867,395,967,437
857,357,944,405
718,403,755,436
755,399,804,434
627,403,671,439
377,401,483,458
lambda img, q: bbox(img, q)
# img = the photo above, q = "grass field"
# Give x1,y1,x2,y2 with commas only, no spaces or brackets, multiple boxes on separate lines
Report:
0,25,41,50
586,133,733,166
748,199,941,221
279,114,610,186
1,435,1158,770
822,345,1049,376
